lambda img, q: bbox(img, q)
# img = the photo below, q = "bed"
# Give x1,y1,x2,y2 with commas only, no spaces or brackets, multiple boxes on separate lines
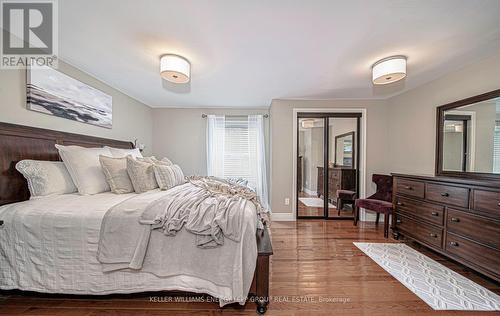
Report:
0,122,272,314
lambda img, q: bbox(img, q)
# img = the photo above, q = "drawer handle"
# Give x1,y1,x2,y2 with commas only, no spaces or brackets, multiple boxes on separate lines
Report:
397,202,405,206
404,186,413,190
441,192,450,197
396,219,402,224
429,233,438,238
450,217,460,223
449,241,459,247
431,211,439,216
497,202,500,207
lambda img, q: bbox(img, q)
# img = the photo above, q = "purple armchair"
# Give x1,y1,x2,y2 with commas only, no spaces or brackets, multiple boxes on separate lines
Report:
354,174,393,238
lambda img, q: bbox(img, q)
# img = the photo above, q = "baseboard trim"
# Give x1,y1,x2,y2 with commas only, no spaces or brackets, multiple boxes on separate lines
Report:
269,211,387,222
271,212,295,221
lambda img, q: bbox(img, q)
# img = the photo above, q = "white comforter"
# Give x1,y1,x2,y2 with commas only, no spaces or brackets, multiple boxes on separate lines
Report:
0,186,258,306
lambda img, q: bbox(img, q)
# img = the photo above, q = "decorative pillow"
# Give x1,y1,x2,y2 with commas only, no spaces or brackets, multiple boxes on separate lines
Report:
227,177,249,187
158,157,173,165
153,164,185,190
136,156,156,164
15,160,77,197
99,155,134,194
105,146,143,159
55,144,112,195
138,156,173,166
126,156,158,193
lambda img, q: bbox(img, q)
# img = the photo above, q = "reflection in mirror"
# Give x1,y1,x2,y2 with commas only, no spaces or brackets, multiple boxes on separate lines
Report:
335,132,355,168
442,97,500,174
328,117,357,219
297,118,325,217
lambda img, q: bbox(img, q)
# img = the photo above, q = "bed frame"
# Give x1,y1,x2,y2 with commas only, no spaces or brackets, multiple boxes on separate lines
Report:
0,122,272,314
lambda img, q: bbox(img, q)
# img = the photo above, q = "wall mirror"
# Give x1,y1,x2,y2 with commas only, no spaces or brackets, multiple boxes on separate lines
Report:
334,131,355,168
436,89,500,180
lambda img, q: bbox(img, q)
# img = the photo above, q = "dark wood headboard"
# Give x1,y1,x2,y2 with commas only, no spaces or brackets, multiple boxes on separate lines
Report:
0,122,134,206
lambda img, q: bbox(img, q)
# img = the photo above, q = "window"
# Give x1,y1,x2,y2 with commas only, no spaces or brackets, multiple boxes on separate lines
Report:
207,115,269,209
223,116,255,185
494,120,500,173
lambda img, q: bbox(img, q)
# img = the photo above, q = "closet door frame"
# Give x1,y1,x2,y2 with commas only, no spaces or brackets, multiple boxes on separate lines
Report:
296,112,361,219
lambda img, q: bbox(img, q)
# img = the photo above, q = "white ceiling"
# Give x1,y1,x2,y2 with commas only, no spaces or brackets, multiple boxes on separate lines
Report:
59,0,500,108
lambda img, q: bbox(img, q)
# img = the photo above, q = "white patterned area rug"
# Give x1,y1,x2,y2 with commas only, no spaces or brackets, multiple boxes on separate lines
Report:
354,242,500,311
298,197,335,208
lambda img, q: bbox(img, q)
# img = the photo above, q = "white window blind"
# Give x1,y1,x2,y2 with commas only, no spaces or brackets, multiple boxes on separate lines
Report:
206,114,269,209
223,116,256,186
494,120,500,173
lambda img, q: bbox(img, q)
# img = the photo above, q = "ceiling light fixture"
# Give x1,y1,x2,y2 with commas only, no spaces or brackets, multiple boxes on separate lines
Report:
301,120,315,129
160,54,190,83
372,56,407,85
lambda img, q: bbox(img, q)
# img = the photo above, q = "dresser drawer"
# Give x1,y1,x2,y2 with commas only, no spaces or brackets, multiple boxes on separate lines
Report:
395,179,425,199
396,196,444,226
330,169,340,180
446,233,500,277
472,189,500,218
395,214,442,249
425,183,469,208
447,209,500,249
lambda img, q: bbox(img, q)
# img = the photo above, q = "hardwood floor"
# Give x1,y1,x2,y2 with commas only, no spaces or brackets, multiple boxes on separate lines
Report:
1,221,498,315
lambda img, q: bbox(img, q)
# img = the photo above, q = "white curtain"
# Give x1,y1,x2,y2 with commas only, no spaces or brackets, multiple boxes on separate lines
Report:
206,114,269,210
248,115,269,210
206,115,225,178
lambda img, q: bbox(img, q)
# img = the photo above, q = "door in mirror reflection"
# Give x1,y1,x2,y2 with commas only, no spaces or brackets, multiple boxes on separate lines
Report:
443,118,470,172
442,97,500,174
297,117,325,217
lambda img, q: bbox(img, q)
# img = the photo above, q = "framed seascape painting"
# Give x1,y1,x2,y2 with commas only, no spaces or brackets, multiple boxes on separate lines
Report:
27,66,112,128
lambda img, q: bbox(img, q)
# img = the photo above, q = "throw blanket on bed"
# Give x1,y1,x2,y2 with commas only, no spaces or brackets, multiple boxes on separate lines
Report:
140,182,245,248
187,176,269,227
97,176,268,264
97,180,263,305
137,176,268,248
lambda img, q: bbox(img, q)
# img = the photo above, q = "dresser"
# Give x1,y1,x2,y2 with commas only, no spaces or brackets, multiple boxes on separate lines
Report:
392,173,500,282
317,167,356,201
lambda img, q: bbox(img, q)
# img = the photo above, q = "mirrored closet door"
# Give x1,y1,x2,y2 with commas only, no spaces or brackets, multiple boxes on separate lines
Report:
297,117,325,218
327,117,358,219
296,113,361,219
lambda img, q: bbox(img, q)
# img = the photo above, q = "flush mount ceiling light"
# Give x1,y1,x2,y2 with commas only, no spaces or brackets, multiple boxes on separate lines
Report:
160,54,190,83
301,120,315,129
372,56,407,85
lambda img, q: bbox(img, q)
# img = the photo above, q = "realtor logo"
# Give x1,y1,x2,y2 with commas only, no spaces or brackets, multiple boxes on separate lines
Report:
1,0,58,68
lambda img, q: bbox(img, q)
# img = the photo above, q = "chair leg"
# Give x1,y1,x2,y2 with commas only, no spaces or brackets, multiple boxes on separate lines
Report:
383,214,389,238
337,198,341,216
354,206,359,226
375,213,380,225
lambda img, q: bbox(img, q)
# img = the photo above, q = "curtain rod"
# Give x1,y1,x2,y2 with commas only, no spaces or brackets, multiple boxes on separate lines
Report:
201,114,269,118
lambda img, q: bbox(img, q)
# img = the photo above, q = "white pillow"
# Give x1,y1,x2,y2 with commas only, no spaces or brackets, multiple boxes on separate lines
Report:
99,155,134,194
153,164,185,190
126,156,158,193
15,160,77,197
138,156,173,166
55,144,112,195
105,146,143,159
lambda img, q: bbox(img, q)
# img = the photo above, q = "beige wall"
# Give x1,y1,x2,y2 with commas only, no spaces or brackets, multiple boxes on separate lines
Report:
0,61,153,155
388,53,500,174
152,107,270,179
152,53,500,219
270,99,390,214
